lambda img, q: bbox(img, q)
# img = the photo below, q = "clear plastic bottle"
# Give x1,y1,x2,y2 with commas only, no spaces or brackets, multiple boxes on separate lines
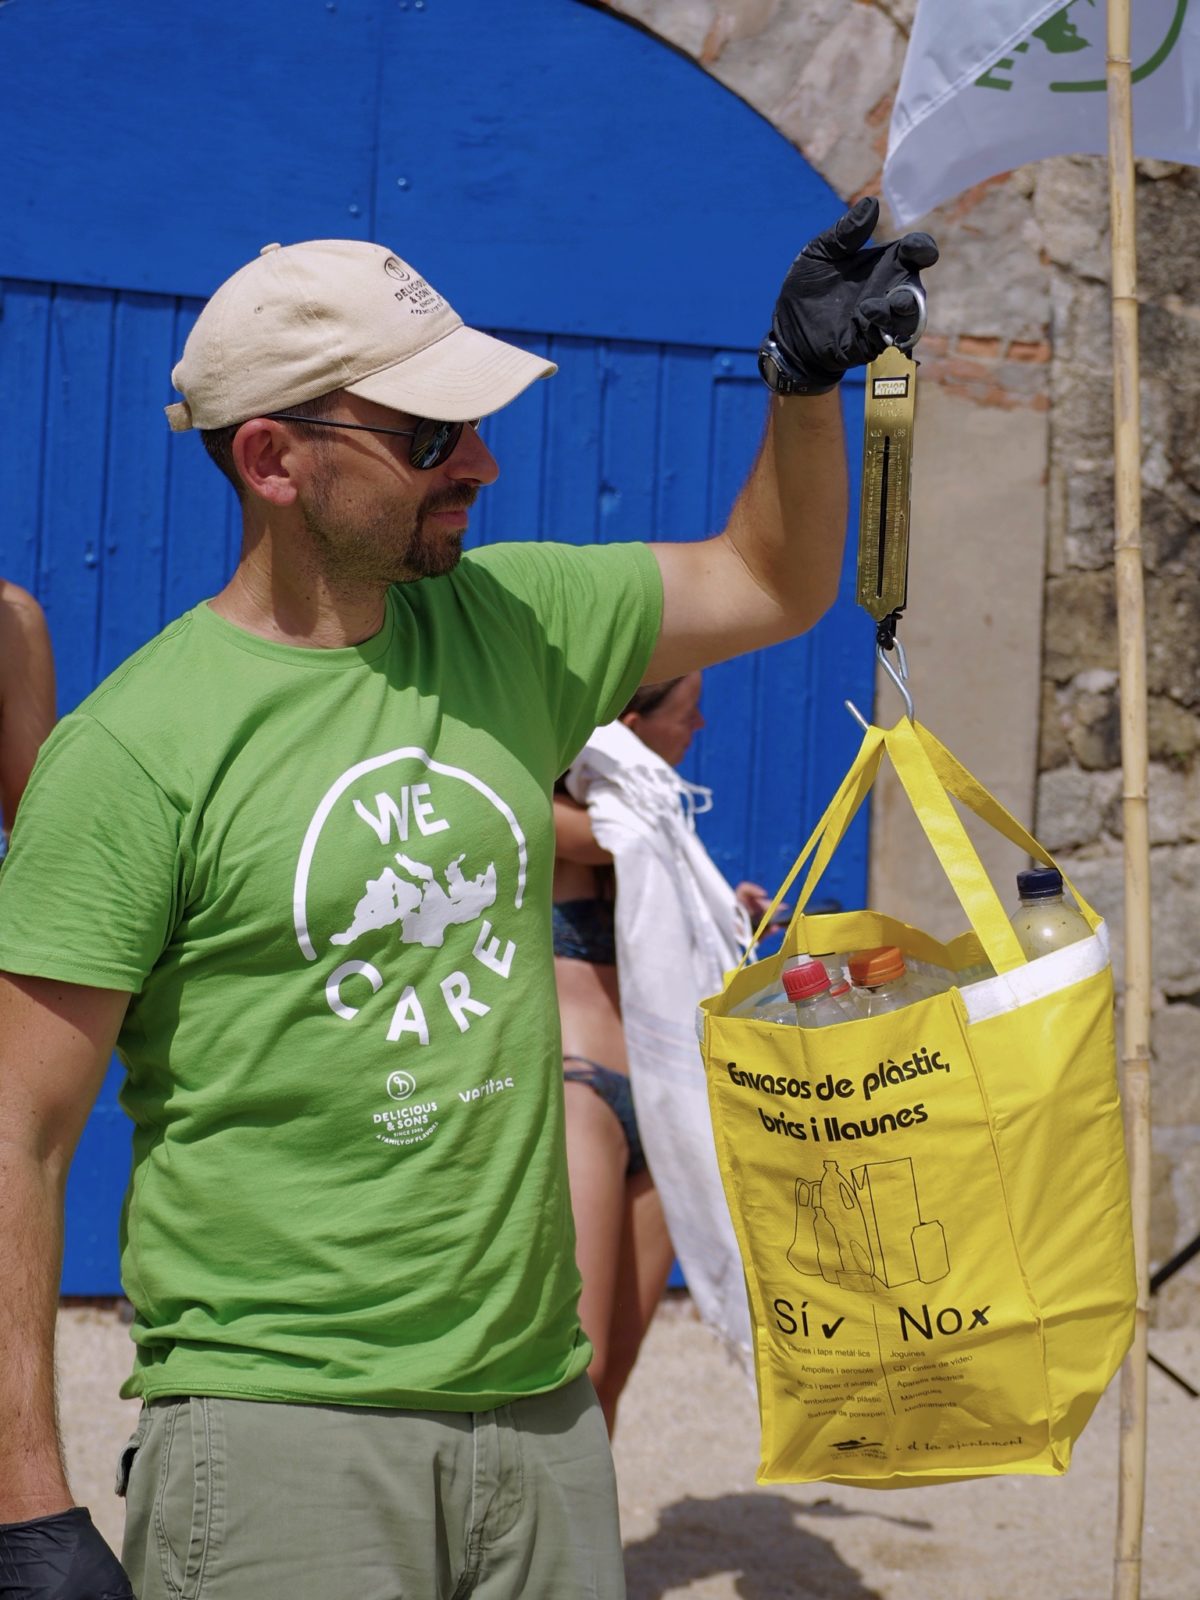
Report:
846,946,936,1017
730,954,815,1022
781,959,856,1028
729,968,795,1023
906,957,957,993
1009,866,1092,959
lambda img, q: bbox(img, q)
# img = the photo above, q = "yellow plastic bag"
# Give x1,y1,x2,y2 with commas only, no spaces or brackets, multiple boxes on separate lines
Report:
699,718,1135,1488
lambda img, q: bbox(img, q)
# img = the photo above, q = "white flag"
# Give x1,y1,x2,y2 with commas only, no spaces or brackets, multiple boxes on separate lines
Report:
884,0,1197,224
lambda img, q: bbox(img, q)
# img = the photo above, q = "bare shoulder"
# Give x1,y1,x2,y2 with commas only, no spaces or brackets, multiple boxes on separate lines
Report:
0,580,50,637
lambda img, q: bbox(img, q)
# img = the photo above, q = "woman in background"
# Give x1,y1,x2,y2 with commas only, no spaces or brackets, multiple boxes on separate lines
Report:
553,675,766,1433
0,579,55,843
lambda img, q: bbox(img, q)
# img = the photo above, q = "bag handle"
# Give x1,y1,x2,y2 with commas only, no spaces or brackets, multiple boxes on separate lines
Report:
748,717,1097,979
883,719,1027,972
911,722,1101,931
739,725,885,970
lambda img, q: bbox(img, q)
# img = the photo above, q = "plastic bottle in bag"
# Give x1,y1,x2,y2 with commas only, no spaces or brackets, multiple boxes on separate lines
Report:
846,946,943,1017
781,959,856,1027
1009,866,1092,959
729,954,820,1023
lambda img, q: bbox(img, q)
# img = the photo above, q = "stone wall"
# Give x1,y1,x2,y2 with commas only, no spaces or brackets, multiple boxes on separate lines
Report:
603,0,1198,1322
1036,155,1200,1326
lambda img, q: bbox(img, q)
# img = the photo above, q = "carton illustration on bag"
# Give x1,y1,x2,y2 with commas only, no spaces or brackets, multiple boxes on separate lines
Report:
787,1157,949,1291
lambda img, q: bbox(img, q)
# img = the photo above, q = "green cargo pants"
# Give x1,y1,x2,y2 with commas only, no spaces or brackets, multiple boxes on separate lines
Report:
117,1374,624,1599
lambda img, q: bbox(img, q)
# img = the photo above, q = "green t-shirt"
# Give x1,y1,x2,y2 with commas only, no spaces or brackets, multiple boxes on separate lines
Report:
0,540,662,1408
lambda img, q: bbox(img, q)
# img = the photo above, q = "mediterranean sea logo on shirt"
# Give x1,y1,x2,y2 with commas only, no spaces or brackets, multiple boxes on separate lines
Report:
292,747,530,1147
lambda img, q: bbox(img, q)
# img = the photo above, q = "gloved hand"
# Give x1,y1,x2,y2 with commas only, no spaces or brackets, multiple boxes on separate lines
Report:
763,197,939,393
0,1508,133,1599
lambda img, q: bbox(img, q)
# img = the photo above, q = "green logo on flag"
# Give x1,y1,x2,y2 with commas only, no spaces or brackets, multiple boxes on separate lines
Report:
976,0,1187,93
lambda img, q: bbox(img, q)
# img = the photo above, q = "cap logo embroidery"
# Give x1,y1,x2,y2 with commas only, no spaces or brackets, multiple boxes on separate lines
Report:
383,256,445,317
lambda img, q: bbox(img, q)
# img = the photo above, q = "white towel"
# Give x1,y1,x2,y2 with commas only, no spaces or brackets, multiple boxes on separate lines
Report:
566,720,753,1363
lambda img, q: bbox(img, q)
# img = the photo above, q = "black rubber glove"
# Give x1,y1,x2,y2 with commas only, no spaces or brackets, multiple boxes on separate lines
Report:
0,1508,133,1600
765,196,939,392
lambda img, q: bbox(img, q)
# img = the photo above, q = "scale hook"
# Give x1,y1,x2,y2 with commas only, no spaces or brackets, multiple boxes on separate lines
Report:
877,636,915,721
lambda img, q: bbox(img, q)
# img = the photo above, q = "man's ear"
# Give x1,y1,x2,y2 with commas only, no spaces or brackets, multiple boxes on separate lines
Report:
232,419,302,507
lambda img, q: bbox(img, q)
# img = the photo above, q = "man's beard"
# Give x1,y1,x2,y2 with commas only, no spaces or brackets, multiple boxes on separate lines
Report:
299,472,478,586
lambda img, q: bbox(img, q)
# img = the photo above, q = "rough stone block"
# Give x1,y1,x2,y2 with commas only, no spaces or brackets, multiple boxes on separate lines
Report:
1148,1131,1200,1330
775,5,905,198
1150,1003,1200,1126
1065,675,1121,771
1038,680,1071,771
1063,469,1115,572
1147,573,1200,709
1064,843,1200,995
1033,157,1110,283
1042,573,1118,684
1035,765,1121,852
1148,695,1200,766
1148,761,1200,846
1150,1144,1179,1266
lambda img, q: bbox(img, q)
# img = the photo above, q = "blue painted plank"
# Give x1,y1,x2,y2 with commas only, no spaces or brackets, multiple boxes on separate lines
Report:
95,294,176,682
598,342,659,545
162,302,240,624
541,338,604,546
38,288,114,716
467,330,552,549
0,282,52,598
653,348,714,544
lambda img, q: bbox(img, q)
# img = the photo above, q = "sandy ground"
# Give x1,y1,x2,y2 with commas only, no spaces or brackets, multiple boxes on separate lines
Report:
58,1295,1198,1599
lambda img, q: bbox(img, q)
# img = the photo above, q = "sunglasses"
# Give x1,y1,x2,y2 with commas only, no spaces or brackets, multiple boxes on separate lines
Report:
265,413,478,471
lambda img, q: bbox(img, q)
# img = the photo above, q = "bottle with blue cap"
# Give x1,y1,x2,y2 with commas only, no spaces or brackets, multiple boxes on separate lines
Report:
1008,866,1092,959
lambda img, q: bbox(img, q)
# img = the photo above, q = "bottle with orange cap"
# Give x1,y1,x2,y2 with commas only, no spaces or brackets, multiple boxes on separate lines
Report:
780,958,856,1028
846,945,945,1017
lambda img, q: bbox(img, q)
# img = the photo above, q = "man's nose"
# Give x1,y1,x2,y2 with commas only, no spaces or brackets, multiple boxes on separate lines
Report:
448,424,500,485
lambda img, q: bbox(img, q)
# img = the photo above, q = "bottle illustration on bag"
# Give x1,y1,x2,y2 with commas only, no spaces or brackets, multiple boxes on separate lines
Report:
786,1156,949,1293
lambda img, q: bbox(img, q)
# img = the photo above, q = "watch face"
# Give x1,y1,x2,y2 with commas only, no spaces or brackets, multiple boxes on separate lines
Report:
758,343,786,391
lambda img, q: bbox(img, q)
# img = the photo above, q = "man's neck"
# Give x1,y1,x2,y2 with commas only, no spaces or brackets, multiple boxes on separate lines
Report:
209,561,391,649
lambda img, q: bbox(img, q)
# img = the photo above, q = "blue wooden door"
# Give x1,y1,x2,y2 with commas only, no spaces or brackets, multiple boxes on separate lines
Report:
0,0,873,1291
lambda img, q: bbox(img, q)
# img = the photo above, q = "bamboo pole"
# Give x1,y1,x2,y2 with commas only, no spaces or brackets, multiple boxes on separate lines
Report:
1108,0,1152,1596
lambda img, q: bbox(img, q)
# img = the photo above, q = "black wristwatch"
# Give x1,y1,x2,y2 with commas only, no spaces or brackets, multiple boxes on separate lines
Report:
756,335,837,397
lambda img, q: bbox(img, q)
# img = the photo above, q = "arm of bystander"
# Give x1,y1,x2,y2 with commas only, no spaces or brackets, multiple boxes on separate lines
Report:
0,582,56,833
0,972,134,1597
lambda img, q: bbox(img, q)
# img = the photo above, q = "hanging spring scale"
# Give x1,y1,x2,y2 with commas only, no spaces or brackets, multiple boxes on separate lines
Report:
853,289,925,718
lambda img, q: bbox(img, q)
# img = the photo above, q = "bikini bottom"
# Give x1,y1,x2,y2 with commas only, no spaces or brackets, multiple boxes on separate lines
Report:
562,1055,647,1177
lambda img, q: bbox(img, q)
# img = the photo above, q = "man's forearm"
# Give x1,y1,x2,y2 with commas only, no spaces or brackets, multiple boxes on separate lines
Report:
0,1146,73,1519
724,391,848,637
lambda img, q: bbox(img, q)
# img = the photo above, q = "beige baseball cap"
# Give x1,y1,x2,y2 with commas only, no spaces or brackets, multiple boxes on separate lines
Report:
165,239,557,432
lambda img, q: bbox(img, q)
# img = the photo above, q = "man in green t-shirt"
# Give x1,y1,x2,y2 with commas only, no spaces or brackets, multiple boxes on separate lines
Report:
0,201,936,1600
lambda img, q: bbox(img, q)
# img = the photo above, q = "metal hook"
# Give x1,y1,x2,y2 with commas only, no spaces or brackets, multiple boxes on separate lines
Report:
877,636,915,721
882,284,927,354
844,699,870,731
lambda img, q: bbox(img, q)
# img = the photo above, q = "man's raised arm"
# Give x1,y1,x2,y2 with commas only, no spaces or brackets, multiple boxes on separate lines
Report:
645,197,938,681
0,973,135,1597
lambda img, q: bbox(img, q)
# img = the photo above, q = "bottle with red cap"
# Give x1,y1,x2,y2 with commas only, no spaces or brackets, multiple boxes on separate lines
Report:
846,945,944,1017
781,958,856,1028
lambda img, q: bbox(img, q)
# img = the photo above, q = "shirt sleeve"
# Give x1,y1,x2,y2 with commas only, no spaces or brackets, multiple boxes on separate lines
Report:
459,541,663,774
0,713,182,991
